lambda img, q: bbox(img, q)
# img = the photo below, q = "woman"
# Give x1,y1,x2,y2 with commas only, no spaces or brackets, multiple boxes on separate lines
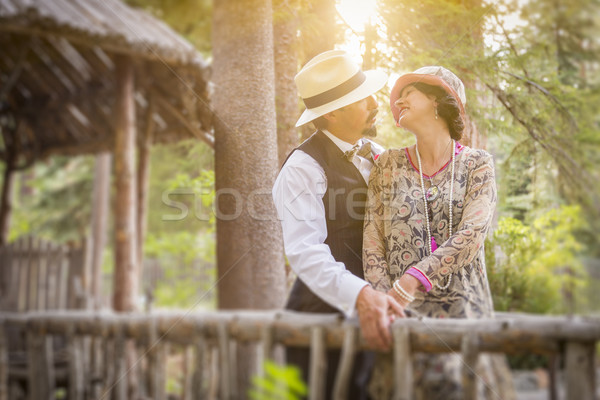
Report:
363,66,514,399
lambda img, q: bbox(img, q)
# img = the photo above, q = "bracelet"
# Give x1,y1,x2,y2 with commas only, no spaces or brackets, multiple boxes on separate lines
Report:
406,267,432,292
393,280,415,303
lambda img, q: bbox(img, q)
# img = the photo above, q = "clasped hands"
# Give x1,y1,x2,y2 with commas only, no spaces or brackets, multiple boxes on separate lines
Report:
356,274,420,351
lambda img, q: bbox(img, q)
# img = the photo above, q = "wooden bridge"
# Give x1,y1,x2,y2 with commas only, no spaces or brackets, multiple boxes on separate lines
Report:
0,310,598,400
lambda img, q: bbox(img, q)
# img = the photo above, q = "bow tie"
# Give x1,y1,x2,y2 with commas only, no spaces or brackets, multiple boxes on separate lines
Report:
344,141,373,161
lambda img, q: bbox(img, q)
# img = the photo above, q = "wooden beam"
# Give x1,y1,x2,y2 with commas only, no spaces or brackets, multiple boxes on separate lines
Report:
137,95,155,293
155,96,214,148
90,153,112,310
112,55,137,312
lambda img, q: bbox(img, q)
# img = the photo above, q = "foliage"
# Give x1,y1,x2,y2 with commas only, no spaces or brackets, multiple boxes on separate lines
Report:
144,230,216,309
9,156,94,243
486,205,588,314
248,360,307,400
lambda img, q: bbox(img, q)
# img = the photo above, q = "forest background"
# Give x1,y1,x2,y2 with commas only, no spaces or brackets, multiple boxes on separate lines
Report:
4,0,599,317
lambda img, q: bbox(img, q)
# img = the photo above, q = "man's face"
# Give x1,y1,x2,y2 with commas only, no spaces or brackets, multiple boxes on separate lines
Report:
338,95,379,137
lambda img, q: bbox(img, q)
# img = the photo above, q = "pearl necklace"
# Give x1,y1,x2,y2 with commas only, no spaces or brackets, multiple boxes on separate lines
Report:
415,140,455,290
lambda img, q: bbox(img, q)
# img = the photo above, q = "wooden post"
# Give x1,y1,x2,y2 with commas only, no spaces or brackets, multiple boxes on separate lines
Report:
68,330,85,400
90,152,111,310
217,322,231,400
393,326,413,400
192,337,207,399
461,332,479,400
565,341,596,400
309,326,326,400
137,98,154,292
112,55,138,312
333,325,357,400
0,152,15,247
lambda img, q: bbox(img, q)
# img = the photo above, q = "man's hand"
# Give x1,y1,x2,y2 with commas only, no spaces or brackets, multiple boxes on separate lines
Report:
355,285,405,351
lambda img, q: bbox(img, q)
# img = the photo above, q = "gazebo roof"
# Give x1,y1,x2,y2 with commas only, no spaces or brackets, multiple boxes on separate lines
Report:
0,0,213,168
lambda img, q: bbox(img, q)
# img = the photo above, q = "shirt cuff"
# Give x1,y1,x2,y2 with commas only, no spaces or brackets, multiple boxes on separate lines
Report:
338,274,369,317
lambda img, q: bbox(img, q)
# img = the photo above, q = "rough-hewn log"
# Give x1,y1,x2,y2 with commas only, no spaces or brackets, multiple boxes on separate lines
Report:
112,55,138,312
393,326,412,400
565,341,596,400
333,324,357,400
217,322,232,400
309,326,326,400
192,337,207,399
461,331,479,400
91,152,111,310
137,98,155,295
1,312,600,353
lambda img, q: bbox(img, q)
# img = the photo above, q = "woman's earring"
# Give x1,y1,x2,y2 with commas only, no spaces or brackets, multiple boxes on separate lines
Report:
435,107,439,120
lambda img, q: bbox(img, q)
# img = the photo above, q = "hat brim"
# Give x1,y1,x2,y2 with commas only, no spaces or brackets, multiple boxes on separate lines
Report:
295,69,388,127
389,74,466,124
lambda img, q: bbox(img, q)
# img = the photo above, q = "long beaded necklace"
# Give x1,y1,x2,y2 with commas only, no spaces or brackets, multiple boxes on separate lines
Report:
415,139,455,290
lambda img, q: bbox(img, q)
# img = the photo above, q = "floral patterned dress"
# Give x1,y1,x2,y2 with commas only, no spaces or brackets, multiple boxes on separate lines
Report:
363,144,514,399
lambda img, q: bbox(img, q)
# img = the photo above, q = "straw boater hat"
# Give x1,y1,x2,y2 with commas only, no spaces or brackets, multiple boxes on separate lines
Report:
389,66,467,125
294,50,388,127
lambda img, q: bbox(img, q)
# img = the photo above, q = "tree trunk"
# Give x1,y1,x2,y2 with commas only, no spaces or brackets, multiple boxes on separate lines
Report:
90,153,111,310
273,0,300,165
212,0,286,311
112,56,138,312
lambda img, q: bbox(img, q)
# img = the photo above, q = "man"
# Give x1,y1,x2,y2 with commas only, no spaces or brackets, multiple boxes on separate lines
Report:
272,50,403,399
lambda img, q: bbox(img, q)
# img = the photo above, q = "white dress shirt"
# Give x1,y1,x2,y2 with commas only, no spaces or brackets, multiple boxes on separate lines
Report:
272,130,383,316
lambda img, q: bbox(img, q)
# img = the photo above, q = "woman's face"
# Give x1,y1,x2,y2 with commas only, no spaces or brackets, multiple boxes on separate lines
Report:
394,85,436,131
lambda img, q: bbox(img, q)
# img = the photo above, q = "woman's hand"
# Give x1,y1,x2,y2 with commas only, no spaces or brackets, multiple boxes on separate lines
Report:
388,273,422,306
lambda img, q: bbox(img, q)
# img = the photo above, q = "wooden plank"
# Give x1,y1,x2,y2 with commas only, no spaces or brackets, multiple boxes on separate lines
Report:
191,336,207,399
182,346,193,400
57,243,70,309
26,236,39,311
3,241,17,311
217,322,231,400
45,241,58,310
68,332,85,400
37,238,48,310
113,329,127,400
393,325,413,400
565,341,596,400
461,331,480,400
309,326,326,400
42,334,56,398
90,336,104,399
16,237,28,312
100,336,115,399
333,324,356,400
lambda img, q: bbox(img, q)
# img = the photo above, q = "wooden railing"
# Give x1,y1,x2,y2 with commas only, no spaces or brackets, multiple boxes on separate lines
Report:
0,311,598,400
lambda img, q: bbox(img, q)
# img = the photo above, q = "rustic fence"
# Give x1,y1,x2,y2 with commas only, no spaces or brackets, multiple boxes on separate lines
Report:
0,236,90,312
0,310,598,400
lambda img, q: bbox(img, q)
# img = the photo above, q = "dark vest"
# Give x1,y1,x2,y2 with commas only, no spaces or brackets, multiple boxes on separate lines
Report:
284,131,368,313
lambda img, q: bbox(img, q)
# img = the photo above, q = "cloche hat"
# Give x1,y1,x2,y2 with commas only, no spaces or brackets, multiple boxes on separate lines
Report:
295,50,388,127
389,66,466,124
